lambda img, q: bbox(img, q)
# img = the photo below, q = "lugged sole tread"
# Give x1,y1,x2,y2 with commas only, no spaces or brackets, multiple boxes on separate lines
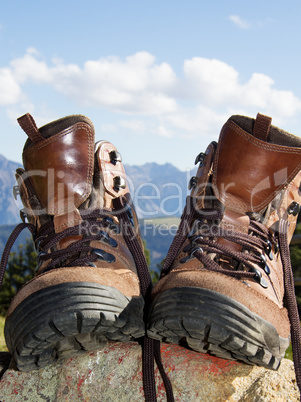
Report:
147,287,289,370
5,282,144,371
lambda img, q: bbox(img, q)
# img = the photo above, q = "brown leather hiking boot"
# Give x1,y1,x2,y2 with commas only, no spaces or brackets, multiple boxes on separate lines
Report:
1,113,146,371
147,113,301,389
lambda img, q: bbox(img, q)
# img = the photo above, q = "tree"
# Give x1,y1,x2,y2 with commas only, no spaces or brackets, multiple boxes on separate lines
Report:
142,239,151,267
291,215,301,276
0,239,37,316
150,258,164,285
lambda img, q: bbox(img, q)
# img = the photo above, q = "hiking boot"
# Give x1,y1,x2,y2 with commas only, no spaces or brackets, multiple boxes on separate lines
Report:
148,113,301,377
1,113,146,371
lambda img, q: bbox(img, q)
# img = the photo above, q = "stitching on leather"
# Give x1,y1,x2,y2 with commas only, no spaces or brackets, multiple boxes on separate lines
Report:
24,123,89,151
24,123,94,214
227,120,301,155
213,121,301,212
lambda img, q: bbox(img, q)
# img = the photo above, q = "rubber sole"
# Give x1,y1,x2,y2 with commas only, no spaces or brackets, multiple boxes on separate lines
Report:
147,287,290,370
5,282,145,371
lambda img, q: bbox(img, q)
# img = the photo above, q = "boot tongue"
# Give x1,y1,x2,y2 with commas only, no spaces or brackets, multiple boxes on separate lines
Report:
19,113,95,218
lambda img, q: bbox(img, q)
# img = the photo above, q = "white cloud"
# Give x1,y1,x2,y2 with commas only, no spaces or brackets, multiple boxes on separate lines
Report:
10,48,51,84
50,51,178,114
180,57,301,119
229,15,250,29
183,57,240,103
1,48,301,141
6,102,35,123
165,105,228,138
0,68,22,105
119,119,146,132
156,124,173,138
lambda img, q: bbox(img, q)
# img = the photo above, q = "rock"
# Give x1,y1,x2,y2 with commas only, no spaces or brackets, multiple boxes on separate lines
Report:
0,342,298,401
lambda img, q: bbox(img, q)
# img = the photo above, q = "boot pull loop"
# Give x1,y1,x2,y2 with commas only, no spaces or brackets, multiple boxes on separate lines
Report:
253,113,272,142
17,113,44,143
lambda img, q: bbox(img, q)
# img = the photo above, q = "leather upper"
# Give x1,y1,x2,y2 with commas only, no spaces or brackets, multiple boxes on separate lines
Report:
213,120,301,214
14,113,142,288
22,122,95,216
153,113,301,336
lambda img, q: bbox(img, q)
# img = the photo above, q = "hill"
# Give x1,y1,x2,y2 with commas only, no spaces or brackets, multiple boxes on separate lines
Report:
0,155,21,225
124,162,192,218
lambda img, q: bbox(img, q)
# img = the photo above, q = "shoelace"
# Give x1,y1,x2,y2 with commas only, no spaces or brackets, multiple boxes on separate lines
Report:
35,211,120,272
113,197,174,402
279,219,301,392
162,196,301,394
0,198,174,402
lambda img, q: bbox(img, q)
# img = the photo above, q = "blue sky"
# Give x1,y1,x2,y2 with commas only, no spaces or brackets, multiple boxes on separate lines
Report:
1,0,301,170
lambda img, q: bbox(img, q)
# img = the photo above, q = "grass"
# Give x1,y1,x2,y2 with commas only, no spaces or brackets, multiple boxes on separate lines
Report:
0,316,7,352
285,343,293,361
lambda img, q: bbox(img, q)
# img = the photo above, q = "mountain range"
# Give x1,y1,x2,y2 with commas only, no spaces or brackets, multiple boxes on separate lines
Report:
0,154,193,224
0,155,20,225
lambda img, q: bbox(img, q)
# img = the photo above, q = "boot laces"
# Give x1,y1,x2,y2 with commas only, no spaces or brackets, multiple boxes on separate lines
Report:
0,197,174,402
162,195,301,394
35,210,120,272
181,208,277,285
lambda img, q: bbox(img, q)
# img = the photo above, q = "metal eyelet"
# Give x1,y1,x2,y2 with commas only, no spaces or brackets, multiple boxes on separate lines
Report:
249,267,268,288
180,246,203,264
103,216,120,234
260,254,270,275
265,240,273,261
188,220,204,238
108,238,117,247
194,152,206,166
92,248,116,263
98,230,118,247
35,251,47,272
13,185,20,200
37,251,47,267
86,262,97,267
113,176,126,191
109,150,122,165
124,204,135,227
188,176,198,190
184,235,204,250
288,201,300,216
190,246,203,256
192,234,203,243
183,243,193,253
35,236,47,252
20,208,29,223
